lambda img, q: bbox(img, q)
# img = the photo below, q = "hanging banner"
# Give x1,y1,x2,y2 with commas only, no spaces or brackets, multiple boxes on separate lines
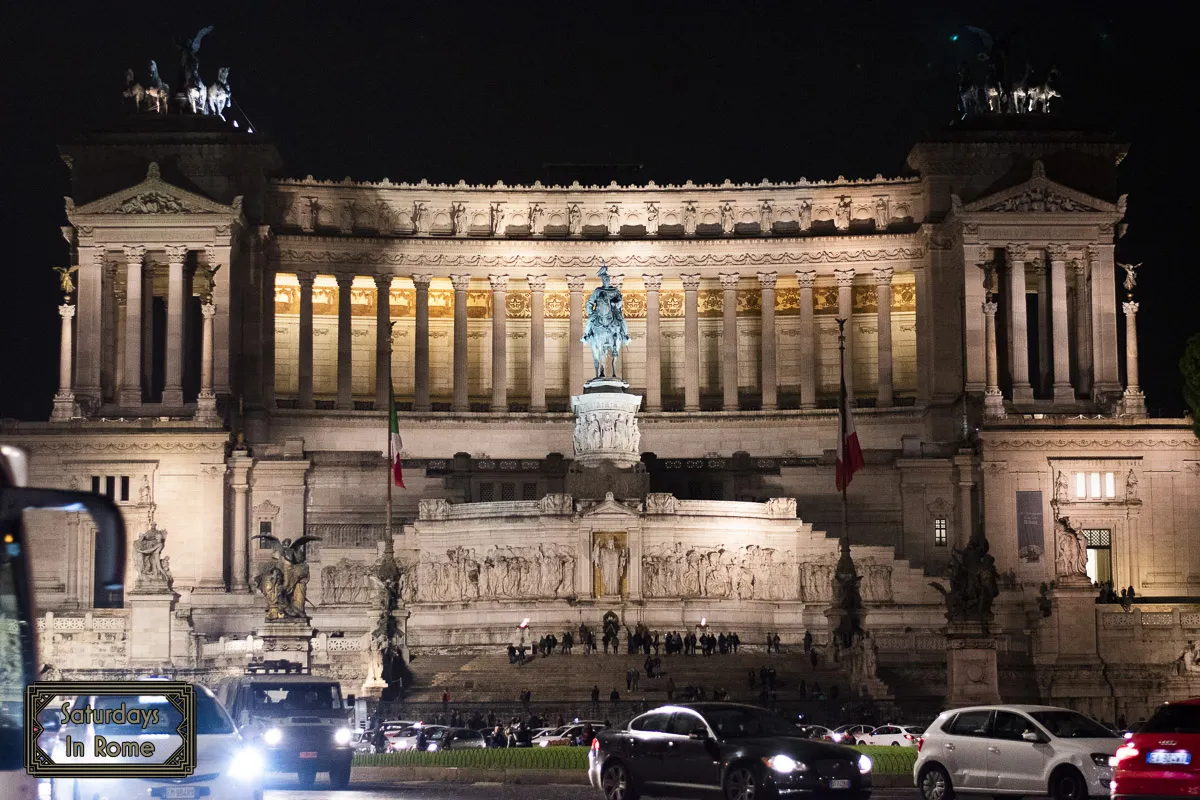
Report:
1016,490,1044,562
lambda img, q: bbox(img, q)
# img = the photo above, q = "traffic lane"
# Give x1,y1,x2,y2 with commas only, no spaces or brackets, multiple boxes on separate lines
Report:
267,783,931,799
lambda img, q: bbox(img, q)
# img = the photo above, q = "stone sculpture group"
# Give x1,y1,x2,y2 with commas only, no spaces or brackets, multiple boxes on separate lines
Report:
642,543,798,601
417,543,578,602
121,26,234,120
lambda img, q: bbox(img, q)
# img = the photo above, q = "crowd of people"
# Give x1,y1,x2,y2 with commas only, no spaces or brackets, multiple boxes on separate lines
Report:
508,624,773,662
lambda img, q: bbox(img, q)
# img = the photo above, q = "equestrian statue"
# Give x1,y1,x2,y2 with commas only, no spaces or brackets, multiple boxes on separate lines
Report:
581,261,631,384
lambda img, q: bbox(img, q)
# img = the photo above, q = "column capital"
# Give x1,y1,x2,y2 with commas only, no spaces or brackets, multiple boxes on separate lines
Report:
411,273,432,288
1072,258,1087,275
201,302,217,320
488,274,509,291
1085,243,1102,262
756,271,777,289
982,300,999,317
608,272,625,289
873,265,895,285
795,269,817,289
164,244,189,265
526,274,547,291
295,269,317,288
834,268,856,287
566,274,587,291
1123,301,1139,316
976,245,994,265
59,303,76,319
122,244,146,263
334,271,356,289
681,273,702,291
374,273,395,290
718,272,740,290
1005,242,1028,262
642,273,663,291
450,273,472,291
1047,243,1070,261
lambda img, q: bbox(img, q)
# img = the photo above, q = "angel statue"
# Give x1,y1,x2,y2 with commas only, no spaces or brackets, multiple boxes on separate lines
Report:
53,266,79,298
1120,262,1141,299
250,533,321,620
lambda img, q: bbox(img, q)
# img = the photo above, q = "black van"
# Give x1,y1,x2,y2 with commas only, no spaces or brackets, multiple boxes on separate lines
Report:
216,674,355,789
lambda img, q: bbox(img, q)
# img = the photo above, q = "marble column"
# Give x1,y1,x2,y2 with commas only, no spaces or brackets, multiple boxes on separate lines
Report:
412,274,431,411
1048,244,1074,403
567,275,586,393
796,270,817,409
51,304,78,421
230,454,251,592
873,266,894,408
983,299,1005,418
335,272,355,410
1074,259,1093,396
296,270,316,409
1036,257,1051,396
119,245,145,407
489,274,509,411
163,245,188,406
262,264,276,410
114,288,126,395
141,260,154,399
835,268,856,402
375,274,394,410
643,274,663,410
1089,244,1122,398
100,262,116,402
196,302,218,422
954,453,974,549
451,274,471,411
913,262,932,405
528,275,547,411
719,272,740,410
76,247,104,406
758,272,778,410
1005,244,1033,403
682,274,701,411
1122,301,1146,415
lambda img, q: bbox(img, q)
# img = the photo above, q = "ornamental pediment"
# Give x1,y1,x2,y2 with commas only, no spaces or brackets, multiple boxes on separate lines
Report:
577,492,642,518
961,161,1117,215
67,163,237,219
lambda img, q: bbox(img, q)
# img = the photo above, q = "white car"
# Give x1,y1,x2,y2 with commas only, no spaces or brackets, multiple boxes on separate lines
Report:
49,683,263,800
861,723,925,746
914,704,1122,800
830,723,874,744
536,722,606,747
389,724,447,752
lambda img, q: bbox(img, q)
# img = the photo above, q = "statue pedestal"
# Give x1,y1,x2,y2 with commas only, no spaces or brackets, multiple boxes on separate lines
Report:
1042,583,1099,663
257,621,313,671
127,587,175,666
946,619,1001,706
50,393,79,422
569,387,648,499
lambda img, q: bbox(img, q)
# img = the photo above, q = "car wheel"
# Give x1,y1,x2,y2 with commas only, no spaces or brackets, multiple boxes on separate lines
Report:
920,764,954,800
297,766,317,789
601,761,640,800
725,764,768,800
329,758,352,790
1050,768,1087,800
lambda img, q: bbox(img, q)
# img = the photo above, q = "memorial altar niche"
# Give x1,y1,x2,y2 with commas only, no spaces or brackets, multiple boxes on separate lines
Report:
591,531,630,599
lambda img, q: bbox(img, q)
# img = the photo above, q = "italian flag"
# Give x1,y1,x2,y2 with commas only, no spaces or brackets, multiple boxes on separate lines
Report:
835,365,864,492
389,384,405,488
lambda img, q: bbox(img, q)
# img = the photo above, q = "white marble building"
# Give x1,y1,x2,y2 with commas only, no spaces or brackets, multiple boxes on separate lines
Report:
7,114,1196,720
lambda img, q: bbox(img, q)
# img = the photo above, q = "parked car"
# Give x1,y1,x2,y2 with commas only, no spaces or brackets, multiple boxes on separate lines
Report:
860,724,925,747
354,730,377,755
538,722,606,747
589,702,872,800
429,728,488,750
797,724,836,741
389,724,448,752
914,704,1122,800
1112,698,1200,799
831,724,875,744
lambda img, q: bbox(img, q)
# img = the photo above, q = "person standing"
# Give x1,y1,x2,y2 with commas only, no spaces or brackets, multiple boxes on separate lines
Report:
610,687,621,709
803,630,813,653
591,685,601,713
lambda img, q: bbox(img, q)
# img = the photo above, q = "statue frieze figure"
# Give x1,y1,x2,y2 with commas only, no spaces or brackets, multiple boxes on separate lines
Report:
582,262,631,383
252,534,321,620
133,523,172,590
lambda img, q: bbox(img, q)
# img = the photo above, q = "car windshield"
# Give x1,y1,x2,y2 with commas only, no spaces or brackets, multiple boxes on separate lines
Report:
703,707,798,739
1030,710,1115,739
84,690,233,735
249,683,342,714
1142,705,1200,734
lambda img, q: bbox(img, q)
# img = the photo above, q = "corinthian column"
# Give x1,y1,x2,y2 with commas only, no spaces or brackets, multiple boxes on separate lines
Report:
196,302,219,423
296,270,316,409
1074,259,1093,396
163,244,188,406
719,272,740,410
528,275,547,411
489,274,509,411
682,274,701,411
229,454,251,592
758,272,777,410
643,275,663,410
451,274,471,411
76,247,104,406
1005,244,1033,403
874,266,894,408
1048,244,1074,402
119,245,145,407
335,272,355,410
375,274,394,410
983,299,1005,418
1122,301,1146,416
51,303,78,421
796,270,817,409
835,268,856,403
567,275,586,393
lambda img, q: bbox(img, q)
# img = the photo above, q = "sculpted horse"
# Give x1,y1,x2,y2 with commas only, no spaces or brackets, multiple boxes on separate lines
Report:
207,67,231,120
582,264,631,381
1010,63,1035,113
144,61,170,114
123,69,145,111
957,62,981,118
1027,66,1061,114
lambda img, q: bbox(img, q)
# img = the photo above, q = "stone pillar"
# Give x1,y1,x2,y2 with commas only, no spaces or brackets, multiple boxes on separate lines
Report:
76,247,104,406
451,274,471,411
682,274,701,411
983,300,1005,418
719,272,740,410
119,245,145,407
874,266,894,408
229,452,251,592
954,452,974,548
913,262,932,405
262,263,276,411
1090,244,1122,399
1122,301,1146,416
567,275,587,393
1005,244,1033,403
100,262,116,402
528,275,547,411
335,272,355,410
51,304,78,421
1036,256,1051,396
163,245,188,406
1074,259,1093,396
643,274,663,411
412,274,431,411
114,288,126,395
196,302,218,422
758,272,778,410
489,274,509,411
1048,244,1074,402
797,270,817,409
375,275,394,410
835,269,856,402
296,270,316,409
141,261,154,398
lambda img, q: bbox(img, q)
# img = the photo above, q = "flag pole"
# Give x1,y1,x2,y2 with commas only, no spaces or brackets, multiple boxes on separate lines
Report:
837,318,850,557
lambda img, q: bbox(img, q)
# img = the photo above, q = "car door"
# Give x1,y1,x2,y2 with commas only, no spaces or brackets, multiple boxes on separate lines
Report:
869,726,899,746
660,710,721,788
942,709,995,789
985,711,1049,793
623,711,674,785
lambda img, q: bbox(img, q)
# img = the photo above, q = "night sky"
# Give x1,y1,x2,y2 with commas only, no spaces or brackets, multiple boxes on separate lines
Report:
0,1,1185,422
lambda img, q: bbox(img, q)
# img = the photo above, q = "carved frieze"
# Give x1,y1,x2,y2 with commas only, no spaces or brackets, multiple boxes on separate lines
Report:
417,543,577,602
642,542,797,600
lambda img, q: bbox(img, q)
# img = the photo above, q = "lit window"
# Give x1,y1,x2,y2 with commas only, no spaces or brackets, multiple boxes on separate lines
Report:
1104,472,1116,499
934,517,948,547
1090,472,1101,499
1075,473,1086,499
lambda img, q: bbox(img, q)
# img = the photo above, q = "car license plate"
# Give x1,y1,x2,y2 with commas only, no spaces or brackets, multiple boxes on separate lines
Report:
1148,751,1191,765
300,751,318,759
830,779,852,789
163,788,197,799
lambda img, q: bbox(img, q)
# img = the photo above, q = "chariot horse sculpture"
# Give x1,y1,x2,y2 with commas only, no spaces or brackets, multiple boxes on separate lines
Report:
581,262,631,382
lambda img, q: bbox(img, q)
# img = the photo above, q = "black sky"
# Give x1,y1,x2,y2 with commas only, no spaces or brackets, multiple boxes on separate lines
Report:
0,1,1187,421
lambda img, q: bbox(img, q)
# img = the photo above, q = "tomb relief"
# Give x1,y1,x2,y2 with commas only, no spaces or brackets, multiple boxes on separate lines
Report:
641,543,797,601
417,543,577,602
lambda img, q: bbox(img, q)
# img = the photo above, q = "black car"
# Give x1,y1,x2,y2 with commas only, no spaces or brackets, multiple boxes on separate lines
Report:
588,702,872,800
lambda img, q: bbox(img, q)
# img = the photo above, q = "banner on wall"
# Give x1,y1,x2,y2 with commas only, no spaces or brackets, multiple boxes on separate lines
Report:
1016,490,1044,562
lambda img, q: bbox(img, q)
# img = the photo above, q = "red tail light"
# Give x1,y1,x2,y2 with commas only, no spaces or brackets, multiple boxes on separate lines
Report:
917,737,925,752
905,734,915,740
592,738,600,752
1113,745,1139,765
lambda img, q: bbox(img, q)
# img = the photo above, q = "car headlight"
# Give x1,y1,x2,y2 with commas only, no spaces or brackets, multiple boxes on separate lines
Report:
830,732,844,742
428,743,438,751
334,728,353,745
1092,753,1114,768
227,747,265,783
764,754,805,773
263,727,283,746
539,740,548,747
858,754,873,774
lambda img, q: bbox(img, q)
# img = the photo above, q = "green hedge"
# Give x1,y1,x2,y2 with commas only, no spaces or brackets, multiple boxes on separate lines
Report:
355,744,916,776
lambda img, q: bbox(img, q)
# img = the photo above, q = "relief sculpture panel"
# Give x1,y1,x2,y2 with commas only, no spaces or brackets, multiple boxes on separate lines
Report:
417,543,577,602
642,543,798,601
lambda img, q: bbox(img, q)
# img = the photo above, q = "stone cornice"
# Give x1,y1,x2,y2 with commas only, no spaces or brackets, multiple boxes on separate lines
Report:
272,174,920,192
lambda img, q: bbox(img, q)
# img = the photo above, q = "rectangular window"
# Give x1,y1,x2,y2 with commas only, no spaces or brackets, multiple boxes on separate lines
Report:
1104,472,1116,499
1075,473,1086,499
1083,528,1113,584
257,520,273,548
104,476,116,500
501,483,516,502
934,517,948,547
522,482,538,501
1090,472,1101,499
478,483,494,502
91,476,101,494
119,476,130,502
